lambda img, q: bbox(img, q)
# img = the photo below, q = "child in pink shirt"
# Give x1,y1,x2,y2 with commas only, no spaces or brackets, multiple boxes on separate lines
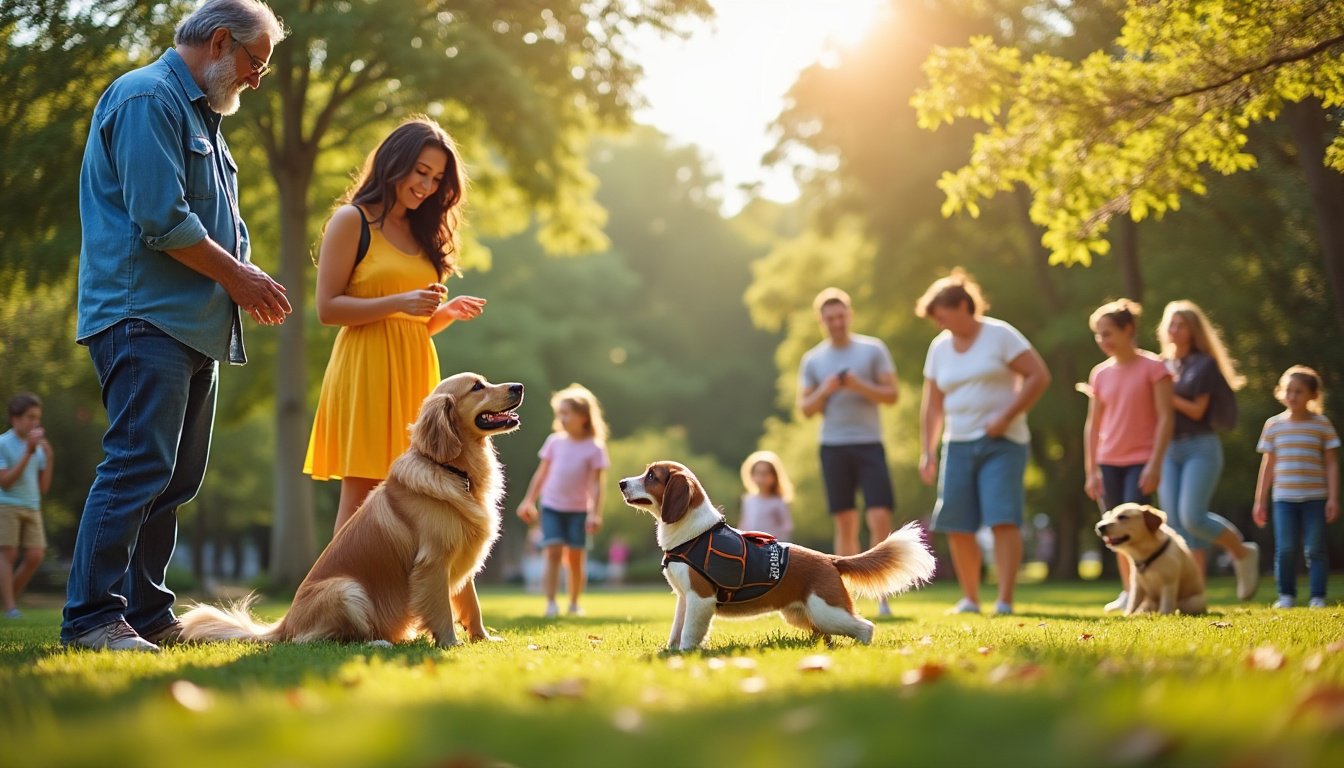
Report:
1083,299,1174,612
516,384,610,618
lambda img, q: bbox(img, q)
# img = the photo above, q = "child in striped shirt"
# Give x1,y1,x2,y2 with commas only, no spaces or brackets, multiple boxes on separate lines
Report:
1252,366,1339,608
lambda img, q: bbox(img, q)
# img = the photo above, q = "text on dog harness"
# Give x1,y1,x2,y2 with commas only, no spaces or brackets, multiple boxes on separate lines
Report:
662,521,790,604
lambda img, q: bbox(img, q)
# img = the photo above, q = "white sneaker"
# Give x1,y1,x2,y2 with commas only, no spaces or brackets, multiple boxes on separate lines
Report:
1273,595,1295,609
1234,543,1261,601
946,598,980,615
993,601,1013,616
544,601,558,618
63,619,159,652
1103,590,1129,613
1308,597,1327,609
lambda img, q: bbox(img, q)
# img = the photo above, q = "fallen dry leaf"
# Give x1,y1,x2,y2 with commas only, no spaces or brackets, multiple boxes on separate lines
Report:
1293,686,1344,730
1105,726,1177,765
168,680,212,712
612,707,642,732
1079,633,1095,641
987,663,1044,685
902,662,947,686
798,654,833,672
1247,645,1287,671
530,678,587,700
739,676,768,694
1210,621,1232,629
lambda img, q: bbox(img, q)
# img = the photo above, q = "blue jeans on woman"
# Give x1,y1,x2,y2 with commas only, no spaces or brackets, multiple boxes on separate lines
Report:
1158,432,1238,551
61,319,218,642
1272,499,1328,599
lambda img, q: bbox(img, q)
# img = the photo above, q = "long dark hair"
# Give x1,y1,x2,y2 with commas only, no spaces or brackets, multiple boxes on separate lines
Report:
344,117,466,278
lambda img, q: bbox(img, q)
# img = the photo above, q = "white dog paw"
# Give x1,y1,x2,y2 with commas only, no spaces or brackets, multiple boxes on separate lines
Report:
366,639,394,648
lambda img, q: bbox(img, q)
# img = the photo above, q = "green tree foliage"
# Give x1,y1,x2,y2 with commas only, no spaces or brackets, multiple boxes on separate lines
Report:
910,0,1344,265
0,1,191,286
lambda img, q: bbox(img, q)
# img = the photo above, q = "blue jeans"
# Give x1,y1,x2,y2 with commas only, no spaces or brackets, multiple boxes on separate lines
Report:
1272,499,1328,599
931,436,1028,533
1158,433,1238,551
61,319,217,641
1100,464,1150,510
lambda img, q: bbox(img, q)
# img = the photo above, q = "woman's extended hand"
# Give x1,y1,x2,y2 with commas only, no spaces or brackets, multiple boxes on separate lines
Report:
443,294,486,321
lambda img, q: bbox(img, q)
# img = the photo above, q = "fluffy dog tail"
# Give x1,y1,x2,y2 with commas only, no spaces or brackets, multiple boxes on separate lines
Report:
833,521,936,599
178,593,282,642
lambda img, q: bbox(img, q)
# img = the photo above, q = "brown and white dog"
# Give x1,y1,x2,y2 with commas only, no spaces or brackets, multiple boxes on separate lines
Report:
1095,503,1206,616
179,373,523,647
619,461,935,650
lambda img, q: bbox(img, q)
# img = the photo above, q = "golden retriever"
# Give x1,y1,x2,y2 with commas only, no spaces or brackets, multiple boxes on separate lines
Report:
619,460,935,650
1095,503,1206,616
179,373,523,646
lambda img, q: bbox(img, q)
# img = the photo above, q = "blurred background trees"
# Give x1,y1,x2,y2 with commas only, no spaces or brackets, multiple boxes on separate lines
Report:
2,0,1341,591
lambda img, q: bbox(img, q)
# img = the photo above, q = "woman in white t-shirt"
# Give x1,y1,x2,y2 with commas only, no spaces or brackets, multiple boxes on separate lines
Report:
916,270,1051,616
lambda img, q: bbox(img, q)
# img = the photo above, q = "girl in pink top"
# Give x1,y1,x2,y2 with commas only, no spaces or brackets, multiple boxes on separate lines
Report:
738,450,794,540
1083,299,1174,612
516,384,610,618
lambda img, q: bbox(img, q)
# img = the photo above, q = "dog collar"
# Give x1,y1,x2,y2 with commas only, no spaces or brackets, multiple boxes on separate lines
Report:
437,463,471,492
1134,537,1171,573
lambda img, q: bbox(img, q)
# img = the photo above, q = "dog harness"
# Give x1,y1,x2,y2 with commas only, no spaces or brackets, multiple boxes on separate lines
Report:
1133,537,1172,573
662,520,790,604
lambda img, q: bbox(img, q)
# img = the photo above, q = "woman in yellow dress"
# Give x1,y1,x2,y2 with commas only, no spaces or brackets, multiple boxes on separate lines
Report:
305,117,485,532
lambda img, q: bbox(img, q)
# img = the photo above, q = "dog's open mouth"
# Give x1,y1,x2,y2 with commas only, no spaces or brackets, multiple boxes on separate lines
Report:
475,409,520,431
1102,534,1130,548
621,491,652,506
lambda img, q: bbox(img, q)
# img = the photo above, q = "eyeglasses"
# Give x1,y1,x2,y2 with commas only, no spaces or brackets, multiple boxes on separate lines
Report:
231,32,271,79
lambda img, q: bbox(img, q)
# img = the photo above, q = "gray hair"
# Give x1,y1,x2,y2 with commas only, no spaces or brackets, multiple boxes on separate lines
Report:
174,0,287,47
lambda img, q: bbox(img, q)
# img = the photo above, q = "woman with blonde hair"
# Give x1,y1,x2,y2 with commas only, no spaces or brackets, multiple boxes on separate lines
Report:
1157,300,1259,600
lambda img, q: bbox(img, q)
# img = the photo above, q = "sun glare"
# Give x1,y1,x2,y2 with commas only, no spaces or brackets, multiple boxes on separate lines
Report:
632,0,892,213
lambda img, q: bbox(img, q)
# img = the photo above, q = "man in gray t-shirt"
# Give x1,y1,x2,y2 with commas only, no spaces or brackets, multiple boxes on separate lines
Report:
797,288,898,611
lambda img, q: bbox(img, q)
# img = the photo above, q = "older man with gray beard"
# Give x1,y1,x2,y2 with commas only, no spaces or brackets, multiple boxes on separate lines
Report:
63,0,291,651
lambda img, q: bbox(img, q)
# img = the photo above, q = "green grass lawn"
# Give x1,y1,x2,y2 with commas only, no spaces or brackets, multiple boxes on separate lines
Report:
2,579,1342,768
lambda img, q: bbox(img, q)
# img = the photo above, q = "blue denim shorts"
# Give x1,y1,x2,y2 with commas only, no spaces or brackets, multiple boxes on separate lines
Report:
539,506,588,549
931,436,1028,533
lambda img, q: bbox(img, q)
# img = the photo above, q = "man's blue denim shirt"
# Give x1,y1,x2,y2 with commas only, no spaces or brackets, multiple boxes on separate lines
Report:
77,48,251,364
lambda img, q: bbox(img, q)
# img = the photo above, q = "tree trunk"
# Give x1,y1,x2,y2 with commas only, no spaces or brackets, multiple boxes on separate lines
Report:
1282,99,1344,336
267,158,318,591
1114,216,1143,302
1016,186,1084,580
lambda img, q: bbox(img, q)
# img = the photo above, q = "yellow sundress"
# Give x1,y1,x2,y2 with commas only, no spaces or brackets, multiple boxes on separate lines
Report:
303,228,442,481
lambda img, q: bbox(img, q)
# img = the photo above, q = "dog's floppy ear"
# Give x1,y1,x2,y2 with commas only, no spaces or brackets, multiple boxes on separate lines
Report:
1141,505,1167,533
412,393,462,463
661,468,702,525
